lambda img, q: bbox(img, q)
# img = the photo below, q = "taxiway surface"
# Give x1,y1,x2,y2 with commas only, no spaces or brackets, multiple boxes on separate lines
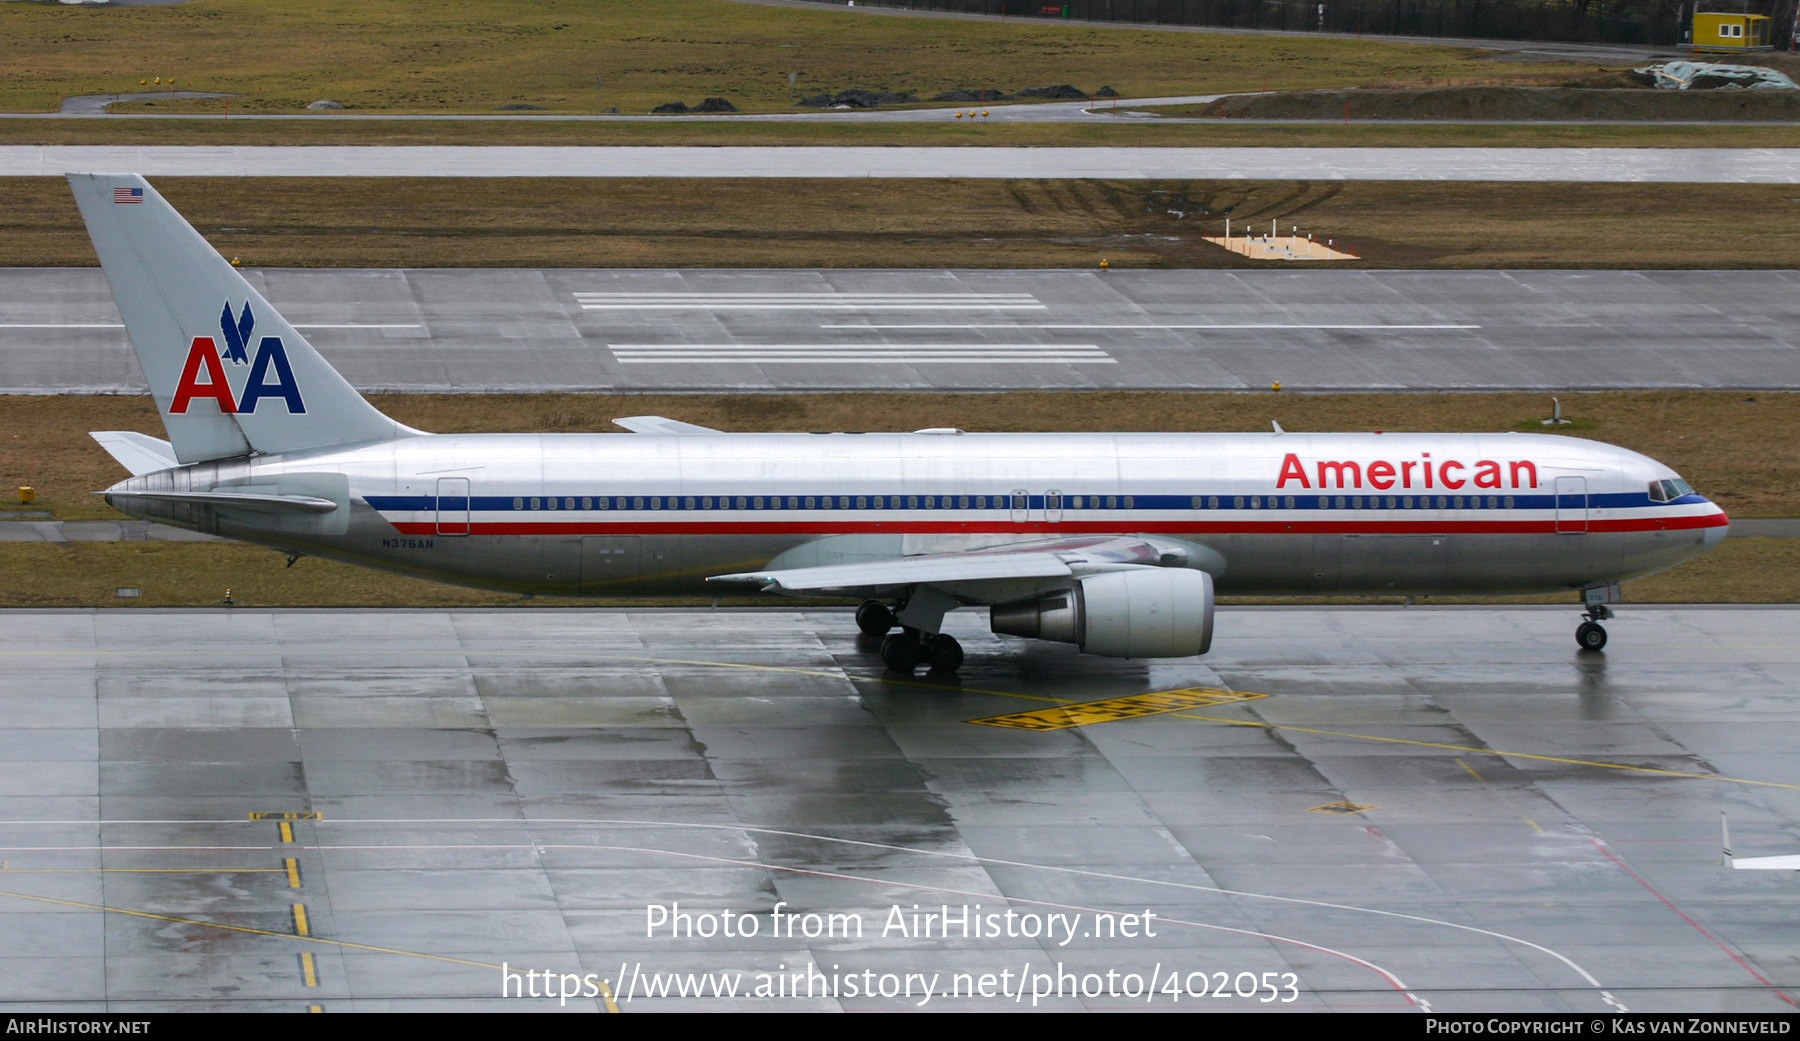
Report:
0,605,1795,1011
8,267,1799,393
10,145,1800,181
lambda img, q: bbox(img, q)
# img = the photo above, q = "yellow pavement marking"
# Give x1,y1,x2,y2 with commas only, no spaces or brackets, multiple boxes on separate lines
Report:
299,951,319,987
0,886,505,970
251,812,322,821
279,822,294,844
293,903,310,937
601,979,620,1014
1170,712,1800,790
285,858,301,888
970,688,1268,731
309,1005,324,1013
1308,801,1379,815
1458,757,1549,835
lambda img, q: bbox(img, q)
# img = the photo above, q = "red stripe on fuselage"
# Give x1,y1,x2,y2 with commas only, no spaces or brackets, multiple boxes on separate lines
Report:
383,512,1729,538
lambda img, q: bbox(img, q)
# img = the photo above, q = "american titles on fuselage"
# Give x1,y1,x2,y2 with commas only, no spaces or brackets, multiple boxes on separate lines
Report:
1277,452,1536,492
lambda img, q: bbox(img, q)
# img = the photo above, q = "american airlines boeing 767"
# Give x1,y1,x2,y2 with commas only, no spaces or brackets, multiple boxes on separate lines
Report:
71,174,1729,672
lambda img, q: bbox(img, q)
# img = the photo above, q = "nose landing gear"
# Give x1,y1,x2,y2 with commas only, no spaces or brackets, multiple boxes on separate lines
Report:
1576,603,1612,651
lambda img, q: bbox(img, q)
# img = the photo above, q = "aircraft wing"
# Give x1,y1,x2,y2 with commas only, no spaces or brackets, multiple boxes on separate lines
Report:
712,552,1076,595
1720,814,1800,870
613,416,722,435
1732,855,1800,870
90,431,179,476
707,535,1178,597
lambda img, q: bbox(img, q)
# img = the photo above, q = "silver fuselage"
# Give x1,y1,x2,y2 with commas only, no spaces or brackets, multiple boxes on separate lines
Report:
103,430,1729,600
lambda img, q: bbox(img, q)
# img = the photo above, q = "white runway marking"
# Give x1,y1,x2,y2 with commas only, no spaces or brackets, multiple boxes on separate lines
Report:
575,292,1044,311
291,323,424,329
822,322,1482,330
608,343,1115,363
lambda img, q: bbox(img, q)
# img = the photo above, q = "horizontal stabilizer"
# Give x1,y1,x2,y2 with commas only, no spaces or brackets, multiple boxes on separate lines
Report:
614,416,723,435
90,431,178,476
104,489,341,514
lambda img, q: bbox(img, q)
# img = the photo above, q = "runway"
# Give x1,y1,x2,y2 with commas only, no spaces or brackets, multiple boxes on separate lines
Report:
8,267,1799,393
8,145,1800,182
0,605,1795,1011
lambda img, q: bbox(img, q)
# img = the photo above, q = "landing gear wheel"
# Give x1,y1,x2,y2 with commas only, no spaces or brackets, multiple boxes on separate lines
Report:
925,634,964,673
1576,621,1608,651
856,600,896,637
880,630,922,673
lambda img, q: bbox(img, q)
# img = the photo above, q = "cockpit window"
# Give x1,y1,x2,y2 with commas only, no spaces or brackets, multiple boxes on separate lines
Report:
1650,479,1694,502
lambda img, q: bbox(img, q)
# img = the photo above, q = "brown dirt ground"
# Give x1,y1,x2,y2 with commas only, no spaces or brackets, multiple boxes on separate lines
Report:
9,176,1800,270
0,0,1599,114
2,390,1794,607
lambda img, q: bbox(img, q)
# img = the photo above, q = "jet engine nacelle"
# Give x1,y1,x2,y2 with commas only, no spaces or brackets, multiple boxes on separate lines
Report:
989,568,1214,658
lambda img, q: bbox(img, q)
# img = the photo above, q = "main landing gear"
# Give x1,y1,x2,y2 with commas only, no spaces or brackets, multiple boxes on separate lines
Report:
856,599,895,637
1576,603,1612,652
881,629,964,674
860,599,962,674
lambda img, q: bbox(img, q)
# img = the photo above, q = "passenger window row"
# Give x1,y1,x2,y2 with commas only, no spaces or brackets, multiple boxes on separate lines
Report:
511,494,1014,512
502,493,1523,511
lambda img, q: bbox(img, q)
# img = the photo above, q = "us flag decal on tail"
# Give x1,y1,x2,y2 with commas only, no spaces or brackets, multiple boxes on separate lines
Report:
113,187,143,204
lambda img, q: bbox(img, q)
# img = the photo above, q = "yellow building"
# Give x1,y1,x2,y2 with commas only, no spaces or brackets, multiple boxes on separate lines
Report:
1691,11,1774,52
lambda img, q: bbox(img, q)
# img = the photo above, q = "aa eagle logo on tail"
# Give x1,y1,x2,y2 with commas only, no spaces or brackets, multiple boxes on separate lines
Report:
169,301,306,415
219,301,255,365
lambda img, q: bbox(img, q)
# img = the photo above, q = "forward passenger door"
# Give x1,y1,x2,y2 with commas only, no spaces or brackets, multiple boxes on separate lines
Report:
1555,476,1589,533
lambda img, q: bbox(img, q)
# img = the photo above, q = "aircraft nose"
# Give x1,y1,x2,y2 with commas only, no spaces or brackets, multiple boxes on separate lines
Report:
1703,505,1730,550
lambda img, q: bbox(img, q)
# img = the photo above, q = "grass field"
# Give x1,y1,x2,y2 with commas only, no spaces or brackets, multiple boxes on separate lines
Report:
9,176,1800,270
0,0,1604,115
4,390,1791,607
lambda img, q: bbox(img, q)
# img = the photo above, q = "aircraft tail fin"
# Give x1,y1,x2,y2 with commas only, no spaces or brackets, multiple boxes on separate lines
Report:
67,173,414,464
